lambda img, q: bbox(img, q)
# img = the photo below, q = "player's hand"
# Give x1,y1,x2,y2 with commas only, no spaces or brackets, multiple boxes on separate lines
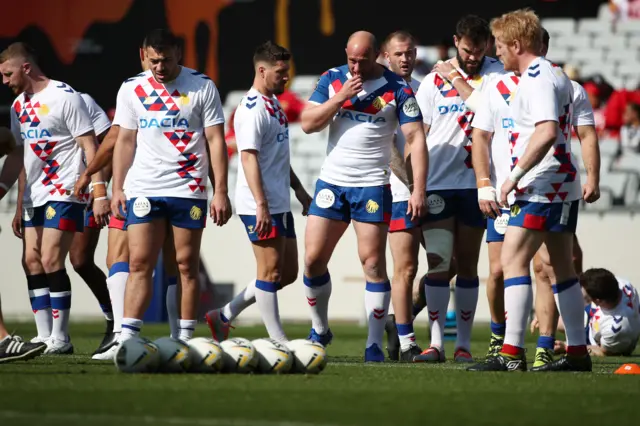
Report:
582,180,600,204
499,180,517,208
93,198,110,227
295,187,312,216
530,316,539,334
433,61,458,81
12,207,22,239
210,193,232,226
111,190,127,220
336,76,363,103
407,190,426,222
478,186,501,219
73,173,91,199
255,203,272,239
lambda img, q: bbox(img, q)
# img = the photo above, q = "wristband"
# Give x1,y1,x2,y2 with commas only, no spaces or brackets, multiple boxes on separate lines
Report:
508,165,526,183
451,76,462,85
478,186,497,202
94,196,108,201
477,178,492,188
448,68,459,78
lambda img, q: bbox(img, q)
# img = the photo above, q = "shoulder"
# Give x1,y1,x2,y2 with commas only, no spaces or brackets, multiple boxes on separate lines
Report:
482,57,504,74
236,89,267,119
50,80,78,96
182,67,217,92
79,92,98,107
119,71,151,93
123,71,148,85
320,65,348,82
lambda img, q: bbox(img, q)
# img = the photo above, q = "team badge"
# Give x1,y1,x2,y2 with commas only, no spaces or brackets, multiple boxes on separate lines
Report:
190,205,203,220
315,189,335,209
510,205,521,217
133,197,151,218
366,200,379,214
247,225,255,234
427,194,445,215
45,206,56,220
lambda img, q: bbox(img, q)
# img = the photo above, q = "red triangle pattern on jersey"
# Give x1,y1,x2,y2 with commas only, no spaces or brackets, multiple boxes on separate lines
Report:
188,177,206,193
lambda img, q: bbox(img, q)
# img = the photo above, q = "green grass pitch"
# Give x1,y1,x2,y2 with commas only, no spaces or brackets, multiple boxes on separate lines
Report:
0,322,638,426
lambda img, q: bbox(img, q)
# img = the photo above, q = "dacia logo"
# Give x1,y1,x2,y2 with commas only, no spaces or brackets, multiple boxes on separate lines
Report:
438,103,466,115
502,118,515,129
337,110,386,123
21,129,52,139
366,199,379,214
276,129,289,143
139,118,189,128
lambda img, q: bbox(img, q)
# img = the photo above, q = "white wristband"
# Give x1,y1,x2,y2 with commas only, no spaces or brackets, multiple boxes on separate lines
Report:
94,196,108,201
509,165,526,183
478,186,497,202
451,76,462,85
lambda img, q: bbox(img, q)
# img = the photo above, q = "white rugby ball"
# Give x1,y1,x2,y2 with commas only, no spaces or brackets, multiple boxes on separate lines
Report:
220,337,258,373
114,337,160,373
252,338,293,374
286,339,327,374
154,337,191,373
187,337,223,373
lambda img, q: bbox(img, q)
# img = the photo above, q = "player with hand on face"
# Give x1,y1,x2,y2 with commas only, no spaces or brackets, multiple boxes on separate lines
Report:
111,29,230,343
204,41,312,343
300,31,428,362
0,43,107,354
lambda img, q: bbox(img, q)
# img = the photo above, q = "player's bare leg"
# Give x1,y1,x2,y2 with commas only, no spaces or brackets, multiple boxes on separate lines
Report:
281,238,299,287
452,223,484,362
531,247,558,370
389,227,421,361
69,227,114,353
163,228,180,339
23,227,51,343
415,218,455,362
172,226,203,342
120,220,166,341
303,215,349,346
485,241,506,359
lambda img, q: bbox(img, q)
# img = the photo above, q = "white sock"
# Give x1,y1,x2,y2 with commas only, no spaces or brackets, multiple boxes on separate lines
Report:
121,317,143,341
553,278,587,350
107,263,129,334
50,272,72,343
455,277,479,352
397,323,416,351
255,280,286,341
28,285,52,339
166,279,179,339
364,281,391,349
178,319,196,341
424,278,450,350
221,279,256,322
303,272,332,335
502,276,533,354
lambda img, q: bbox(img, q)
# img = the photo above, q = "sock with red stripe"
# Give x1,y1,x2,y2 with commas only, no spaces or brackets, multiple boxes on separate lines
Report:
424,278,450,350
48,269,72,342
501,276,532,357
455,277,479,352
303,272,332,335
553,278,588,356
364,281,391,349
27,273,52,340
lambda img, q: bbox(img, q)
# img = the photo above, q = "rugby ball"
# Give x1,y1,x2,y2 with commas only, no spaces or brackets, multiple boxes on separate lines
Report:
154,337,191,373
187,337,223,373
286,339,327,374
220,337,258,373
252,338,293,374
114,337,160,373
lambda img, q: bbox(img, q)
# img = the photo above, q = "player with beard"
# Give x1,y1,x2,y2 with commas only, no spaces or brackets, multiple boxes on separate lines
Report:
414,15,504,363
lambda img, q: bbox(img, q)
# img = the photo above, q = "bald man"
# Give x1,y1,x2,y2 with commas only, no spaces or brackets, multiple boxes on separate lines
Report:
300,31,428,362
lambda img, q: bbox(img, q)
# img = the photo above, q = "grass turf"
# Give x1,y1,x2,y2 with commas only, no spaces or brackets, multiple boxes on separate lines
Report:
0,322,638,426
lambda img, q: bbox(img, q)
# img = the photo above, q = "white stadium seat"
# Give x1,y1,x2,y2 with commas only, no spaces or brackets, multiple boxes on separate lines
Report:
554,34,592,50
600,171,628,200
577,18,613,36
546,46,572,64
593,35,628,50
579,63,617,80
617,62,640,78
223,90,247,119
600,139,622,157
541,18,576,38
584,189,613,211
290,75,319,100
616,20,640,36
606,49,639,64
570,49,603,65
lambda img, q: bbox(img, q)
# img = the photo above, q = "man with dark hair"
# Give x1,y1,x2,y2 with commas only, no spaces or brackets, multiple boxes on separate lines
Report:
414,15,504,363
0,42,108,354
111,28,231,343
205,41,311,342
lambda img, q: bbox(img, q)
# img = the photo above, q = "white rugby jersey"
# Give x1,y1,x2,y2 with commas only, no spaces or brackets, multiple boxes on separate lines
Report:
308,65,423,187
80,93,111,137
415,57,504,191
10,80,94,207
390,78,421,203
509,58,581,203
234,87,291,215
589,278,640,354
571,81,596,127
114,67,225,199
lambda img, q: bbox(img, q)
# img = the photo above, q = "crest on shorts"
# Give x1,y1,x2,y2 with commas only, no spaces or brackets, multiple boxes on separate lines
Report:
190,206,203,220
45,206,56,220
510,205,520,217
366,200,379,214
247,225,255,234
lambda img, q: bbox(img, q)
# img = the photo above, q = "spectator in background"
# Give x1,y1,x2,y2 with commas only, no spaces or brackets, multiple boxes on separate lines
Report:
604,84,640,137
620,103,640,152
610,0,640,21
583,82,607,136
225,108,238,158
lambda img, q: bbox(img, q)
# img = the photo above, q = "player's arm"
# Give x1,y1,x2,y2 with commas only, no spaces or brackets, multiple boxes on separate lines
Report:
301,73,362,134
111,127,136,218
0,145,23,200
74,125,118,198
76,132,104,186
576,124,601,203
290,167,311,216
389,134,410,188
471,91,500,217
587,345,609,357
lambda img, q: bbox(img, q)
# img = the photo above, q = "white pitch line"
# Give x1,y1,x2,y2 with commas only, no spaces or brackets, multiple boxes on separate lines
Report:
0,411,343,426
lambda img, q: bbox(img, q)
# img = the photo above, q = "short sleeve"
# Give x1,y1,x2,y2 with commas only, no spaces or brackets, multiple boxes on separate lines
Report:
309,72,331,104
395,84,422,125
572,84,595,127
63,93,95,138
234,104,267,152
202,80,225,128
471,87,495,133
113,83,138,130
527,77,559,124
415,77,435,126
10,107,23,147
600,326,634,354
80,93,111,136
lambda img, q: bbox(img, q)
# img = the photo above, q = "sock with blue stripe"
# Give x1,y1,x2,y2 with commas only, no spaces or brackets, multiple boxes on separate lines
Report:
537,335,555,350
255,280,286,342
502,276,533,355
166,276,179,339
48,269,72,342
424,278,450,350
553,278,587,355
178,319,196,341
490,321,506,338
107,262,129,334
121,318,143,341
455,277,479,352
27,273,52,340
397,322,416,351
304,272,332,335
365,281,391,349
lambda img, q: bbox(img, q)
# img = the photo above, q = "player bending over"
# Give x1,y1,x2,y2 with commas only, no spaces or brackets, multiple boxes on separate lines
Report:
0,43,108,354
300,31,428,362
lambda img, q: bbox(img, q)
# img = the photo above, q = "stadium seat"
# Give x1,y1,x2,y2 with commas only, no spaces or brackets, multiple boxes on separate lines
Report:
584,189,613,211
593,35,628,50
606,48,639,64
579,63,617,81
223,90,247,119
600,139,622,157
290,75,319,100
554,34,592,49
546,46,571,64
541,18,576,38
623,173,639,206
600,171,628,202
617,63,640,79
597,2,614,21
613,152,640,176
577,18,613,36
571,49,604,65
616,20,640,36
